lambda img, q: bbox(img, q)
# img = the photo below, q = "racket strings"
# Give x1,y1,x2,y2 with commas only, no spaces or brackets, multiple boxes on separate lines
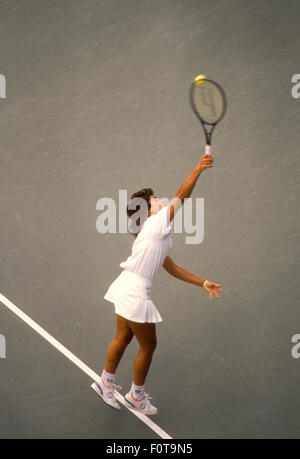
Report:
192,81,225,124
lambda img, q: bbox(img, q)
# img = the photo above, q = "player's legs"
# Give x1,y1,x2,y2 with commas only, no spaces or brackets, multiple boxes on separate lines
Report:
91,314,133,410
104,314,134,374
123,320,158,415
127,320,157,386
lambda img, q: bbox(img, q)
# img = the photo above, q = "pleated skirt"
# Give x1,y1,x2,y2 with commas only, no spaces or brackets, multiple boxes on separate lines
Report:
104,269,163,323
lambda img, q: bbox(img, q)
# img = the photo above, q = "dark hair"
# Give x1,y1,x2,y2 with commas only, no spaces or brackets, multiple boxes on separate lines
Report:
127,188,154,237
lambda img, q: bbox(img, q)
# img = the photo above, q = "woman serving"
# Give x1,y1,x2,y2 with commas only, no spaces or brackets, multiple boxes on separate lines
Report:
91,152,222,415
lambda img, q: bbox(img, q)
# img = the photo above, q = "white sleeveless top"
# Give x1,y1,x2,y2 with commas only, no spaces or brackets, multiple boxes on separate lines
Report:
119,205,173,281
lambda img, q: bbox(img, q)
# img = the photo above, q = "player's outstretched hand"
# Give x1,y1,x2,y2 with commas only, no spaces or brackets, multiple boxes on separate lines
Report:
203,280,222,300
199,153,214,171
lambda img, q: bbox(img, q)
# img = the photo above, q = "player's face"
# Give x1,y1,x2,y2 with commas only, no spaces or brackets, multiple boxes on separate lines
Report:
149,195,165,215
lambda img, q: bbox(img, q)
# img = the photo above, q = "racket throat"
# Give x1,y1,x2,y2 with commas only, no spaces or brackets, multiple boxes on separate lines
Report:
205,132,212,146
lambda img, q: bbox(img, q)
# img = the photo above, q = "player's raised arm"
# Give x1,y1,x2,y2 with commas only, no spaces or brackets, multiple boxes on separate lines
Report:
167,153,214,221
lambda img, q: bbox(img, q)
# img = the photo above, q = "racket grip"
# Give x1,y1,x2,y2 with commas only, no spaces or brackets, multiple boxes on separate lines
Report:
205,145,212,155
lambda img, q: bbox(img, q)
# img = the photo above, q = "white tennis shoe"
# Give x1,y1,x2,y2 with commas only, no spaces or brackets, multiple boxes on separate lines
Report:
124,390,158,415
91,377,122,411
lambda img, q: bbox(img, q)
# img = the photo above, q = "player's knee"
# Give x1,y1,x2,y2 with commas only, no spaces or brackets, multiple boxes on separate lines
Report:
115,332,133,348
141,338,157,355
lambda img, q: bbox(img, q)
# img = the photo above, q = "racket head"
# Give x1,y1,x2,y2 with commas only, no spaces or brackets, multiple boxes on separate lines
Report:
189,78,227,126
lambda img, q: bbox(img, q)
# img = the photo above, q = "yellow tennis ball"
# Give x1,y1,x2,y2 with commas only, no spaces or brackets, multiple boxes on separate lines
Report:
194,74,206,85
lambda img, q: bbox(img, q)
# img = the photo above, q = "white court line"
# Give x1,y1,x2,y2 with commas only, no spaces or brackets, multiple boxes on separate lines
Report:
0,293,173,440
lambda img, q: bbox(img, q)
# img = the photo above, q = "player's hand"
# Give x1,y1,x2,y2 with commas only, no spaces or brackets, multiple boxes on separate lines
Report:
199,153,214,171
203,280,222,300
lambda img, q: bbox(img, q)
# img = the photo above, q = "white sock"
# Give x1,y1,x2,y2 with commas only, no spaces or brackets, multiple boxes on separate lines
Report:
131,382,145,399
101,369,115,386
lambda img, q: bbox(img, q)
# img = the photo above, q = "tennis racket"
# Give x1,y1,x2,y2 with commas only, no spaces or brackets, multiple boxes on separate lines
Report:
189,75,227,155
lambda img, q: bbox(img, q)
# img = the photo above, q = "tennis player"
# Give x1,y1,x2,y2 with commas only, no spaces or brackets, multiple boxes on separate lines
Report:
91,153,222,414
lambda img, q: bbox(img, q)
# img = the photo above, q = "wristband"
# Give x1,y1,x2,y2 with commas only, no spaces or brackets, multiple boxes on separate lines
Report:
203,280,209,288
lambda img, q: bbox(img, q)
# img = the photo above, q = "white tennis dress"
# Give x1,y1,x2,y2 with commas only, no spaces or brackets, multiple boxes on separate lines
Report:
104,205,174,323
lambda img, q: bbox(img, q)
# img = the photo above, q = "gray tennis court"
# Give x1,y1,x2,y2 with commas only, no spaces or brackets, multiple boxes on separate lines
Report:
1,0,299,439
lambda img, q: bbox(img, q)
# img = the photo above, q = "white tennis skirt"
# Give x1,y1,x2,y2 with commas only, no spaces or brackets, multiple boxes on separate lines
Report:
104,269,163,323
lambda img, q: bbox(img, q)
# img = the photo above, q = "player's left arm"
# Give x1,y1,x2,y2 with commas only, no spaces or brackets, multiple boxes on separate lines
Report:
163,256,222,300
